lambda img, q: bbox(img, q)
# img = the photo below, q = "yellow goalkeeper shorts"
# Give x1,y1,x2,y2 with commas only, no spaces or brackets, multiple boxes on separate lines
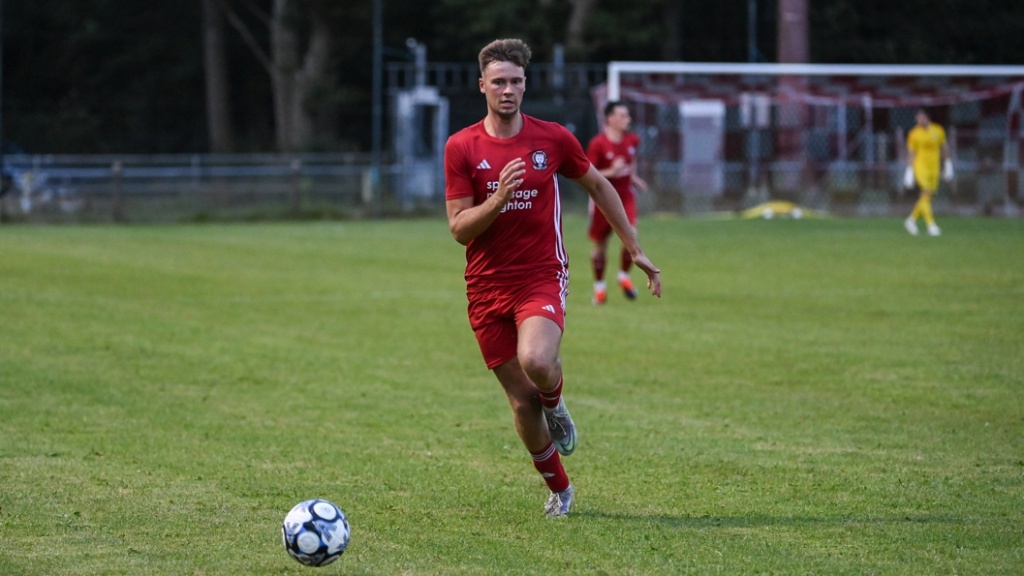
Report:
915,169,940,193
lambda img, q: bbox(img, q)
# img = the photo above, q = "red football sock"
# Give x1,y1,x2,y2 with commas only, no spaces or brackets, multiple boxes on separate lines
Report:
620,247,633,274
530,442,570,493
591,252,606,282
538,376,562,409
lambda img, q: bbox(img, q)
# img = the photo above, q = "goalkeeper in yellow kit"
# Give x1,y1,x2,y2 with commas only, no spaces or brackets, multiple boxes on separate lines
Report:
904,108,952,236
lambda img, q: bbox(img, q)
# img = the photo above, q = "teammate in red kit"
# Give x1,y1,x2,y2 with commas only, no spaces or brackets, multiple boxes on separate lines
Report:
586,101,648,305
444,38,662,517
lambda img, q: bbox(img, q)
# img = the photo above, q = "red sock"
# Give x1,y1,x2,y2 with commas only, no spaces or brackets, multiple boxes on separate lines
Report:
538,376,562,409
591,252,606,282
620,247,633,274
530,442,570,493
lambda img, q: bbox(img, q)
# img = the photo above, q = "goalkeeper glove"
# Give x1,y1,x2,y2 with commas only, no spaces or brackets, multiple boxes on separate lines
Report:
942,159,954,182
903,166,915,189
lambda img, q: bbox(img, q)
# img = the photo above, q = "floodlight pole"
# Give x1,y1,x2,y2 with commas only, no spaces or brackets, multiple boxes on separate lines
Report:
777,0,808,64
370,0,383,216
747,0,757,63
0,0,5,224
0,0,5,163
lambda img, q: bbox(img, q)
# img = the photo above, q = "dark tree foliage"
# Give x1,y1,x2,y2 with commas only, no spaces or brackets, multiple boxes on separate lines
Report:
1,0,1020,153
585,0,763,62
4,0,205,153
810,0,1024,64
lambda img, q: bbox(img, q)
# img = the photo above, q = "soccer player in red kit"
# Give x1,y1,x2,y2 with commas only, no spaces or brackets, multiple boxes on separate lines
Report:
445,38,662,517
586,101,648,305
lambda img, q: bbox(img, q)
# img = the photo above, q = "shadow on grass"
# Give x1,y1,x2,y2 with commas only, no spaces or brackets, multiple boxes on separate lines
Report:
573,511,973,528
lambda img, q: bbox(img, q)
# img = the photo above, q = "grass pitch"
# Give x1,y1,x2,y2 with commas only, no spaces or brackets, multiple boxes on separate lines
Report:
1,216,1022,575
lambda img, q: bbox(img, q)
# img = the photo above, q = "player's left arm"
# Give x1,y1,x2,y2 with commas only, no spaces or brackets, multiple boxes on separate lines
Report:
629,136,648,192
631,172,648,193
904,133,919,186
573,165,661,297
941,137,954,181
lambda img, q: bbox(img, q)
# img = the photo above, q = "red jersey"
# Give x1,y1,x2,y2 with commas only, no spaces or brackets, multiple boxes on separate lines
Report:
586,131,640,200
445,114,591,288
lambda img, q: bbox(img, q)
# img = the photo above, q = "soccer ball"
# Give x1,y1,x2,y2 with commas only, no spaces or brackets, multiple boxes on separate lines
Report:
281,499,350,567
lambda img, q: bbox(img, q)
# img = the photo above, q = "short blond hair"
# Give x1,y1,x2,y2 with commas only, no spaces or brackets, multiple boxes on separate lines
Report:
478,39,532,76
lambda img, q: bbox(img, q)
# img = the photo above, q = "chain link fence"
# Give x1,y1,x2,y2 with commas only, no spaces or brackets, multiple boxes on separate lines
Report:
0,154,436,224
598,67,1024,218
4,64,1021,223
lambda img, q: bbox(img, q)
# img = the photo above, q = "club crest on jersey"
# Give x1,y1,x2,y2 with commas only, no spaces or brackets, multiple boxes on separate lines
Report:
531,150,549,170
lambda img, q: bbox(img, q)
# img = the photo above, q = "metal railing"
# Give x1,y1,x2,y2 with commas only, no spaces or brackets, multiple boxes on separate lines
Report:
3,151,1021,224
0,153,440,223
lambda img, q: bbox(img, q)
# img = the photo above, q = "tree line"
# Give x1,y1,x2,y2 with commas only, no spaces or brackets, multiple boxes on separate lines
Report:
3,0,1022,155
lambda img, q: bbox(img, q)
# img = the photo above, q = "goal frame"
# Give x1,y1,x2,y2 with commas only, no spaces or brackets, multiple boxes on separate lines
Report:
602,62,1024,216
607,62,1024,103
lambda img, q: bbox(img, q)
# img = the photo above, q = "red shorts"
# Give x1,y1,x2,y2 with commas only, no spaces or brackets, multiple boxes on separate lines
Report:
467,276,567,369
588,189,638,243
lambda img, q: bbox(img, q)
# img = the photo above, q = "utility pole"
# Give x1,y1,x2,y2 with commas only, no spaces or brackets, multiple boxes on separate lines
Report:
775,0,809,196
777,0,808,64
0,0,6,223
0,0,5,166
747,0,757,62
370,0,383,216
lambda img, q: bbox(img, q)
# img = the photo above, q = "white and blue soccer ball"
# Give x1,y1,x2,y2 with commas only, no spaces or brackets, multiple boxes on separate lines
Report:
281,499,350,567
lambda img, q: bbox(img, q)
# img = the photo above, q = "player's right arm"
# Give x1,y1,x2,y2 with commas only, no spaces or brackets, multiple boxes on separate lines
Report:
906,130,915,164
601,158,628,179
905,130,920,184
446,158,525,245
574,164,661,297
587,137,619,179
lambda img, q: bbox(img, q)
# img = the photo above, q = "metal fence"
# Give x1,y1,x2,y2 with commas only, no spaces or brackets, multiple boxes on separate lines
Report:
625,100,1024,218
4,61,1023,223
3,150,1018,225
600,66,1024,217
0,153,448,223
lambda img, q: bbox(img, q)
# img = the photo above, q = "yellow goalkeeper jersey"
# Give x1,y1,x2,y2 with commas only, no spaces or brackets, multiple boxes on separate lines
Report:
907,123,946,174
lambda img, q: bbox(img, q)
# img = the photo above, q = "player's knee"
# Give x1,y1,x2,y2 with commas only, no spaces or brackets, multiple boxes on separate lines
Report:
518,351,559,387
517,352,546,379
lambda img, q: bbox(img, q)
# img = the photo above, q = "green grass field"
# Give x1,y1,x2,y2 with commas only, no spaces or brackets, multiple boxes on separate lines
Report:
1,216,1022,575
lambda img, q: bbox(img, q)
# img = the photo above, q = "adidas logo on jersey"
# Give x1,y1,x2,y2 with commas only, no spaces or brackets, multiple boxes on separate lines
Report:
542,304,556,314
477,159,491,170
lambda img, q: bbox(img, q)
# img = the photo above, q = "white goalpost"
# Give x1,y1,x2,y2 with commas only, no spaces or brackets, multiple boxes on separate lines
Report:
598,62,1024,216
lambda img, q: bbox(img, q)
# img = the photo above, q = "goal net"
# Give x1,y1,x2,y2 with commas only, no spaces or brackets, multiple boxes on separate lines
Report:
593,62,1024,216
